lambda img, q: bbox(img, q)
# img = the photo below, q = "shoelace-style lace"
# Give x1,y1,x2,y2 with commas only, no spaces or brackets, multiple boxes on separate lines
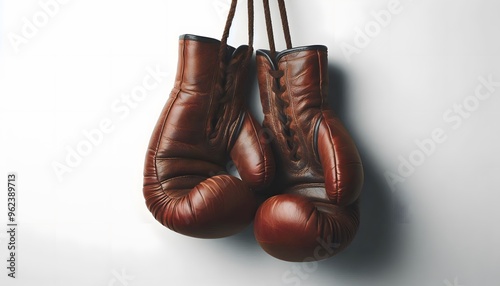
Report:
208,55,240,139
208,0,254,140
269,69,300,161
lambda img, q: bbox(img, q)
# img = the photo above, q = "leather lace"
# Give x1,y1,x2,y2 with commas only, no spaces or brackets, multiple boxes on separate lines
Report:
270,69,300,161
262,0,292,56
262,0,300,160
209,0,254,139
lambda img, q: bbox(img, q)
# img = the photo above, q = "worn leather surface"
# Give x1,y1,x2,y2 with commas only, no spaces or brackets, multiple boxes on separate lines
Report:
143,35,274,238
254,46,364,261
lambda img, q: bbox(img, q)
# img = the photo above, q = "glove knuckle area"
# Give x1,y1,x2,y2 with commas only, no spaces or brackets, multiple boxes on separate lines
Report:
145,174,256,238
254,194,360,261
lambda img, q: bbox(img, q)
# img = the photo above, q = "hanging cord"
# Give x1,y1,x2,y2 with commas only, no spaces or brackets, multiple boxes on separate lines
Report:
247,0,254,60
217,0,254,70
262,0,292,56
217,0,238,72
262,0,300,160
277,0,292,49
263,0,276,56
209,0,255,138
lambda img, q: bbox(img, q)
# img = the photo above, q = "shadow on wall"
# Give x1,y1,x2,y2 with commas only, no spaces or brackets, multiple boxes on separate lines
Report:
320,63,403,275
214,63,404,275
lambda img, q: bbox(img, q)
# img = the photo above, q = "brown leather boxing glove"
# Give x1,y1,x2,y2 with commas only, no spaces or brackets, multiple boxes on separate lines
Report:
143,0,274,238
253,0,364,261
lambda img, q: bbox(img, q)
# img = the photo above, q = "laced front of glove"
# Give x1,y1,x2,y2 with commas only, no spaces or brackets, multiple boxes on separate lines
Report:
268,69,301,162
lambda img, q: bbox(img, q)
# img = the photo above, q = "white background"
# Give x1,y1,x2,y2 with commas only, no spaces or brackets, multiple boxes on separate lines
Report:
1,0,499,285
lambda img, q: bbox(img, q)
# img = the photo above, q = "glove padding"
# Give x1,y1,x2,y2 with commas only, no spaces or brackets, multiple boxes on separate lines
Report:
144,36,274,238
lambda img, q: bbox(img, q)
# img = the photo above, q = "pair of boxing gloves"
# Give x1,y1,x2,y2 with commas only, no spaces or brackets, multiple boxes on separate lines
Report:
143,0,364,262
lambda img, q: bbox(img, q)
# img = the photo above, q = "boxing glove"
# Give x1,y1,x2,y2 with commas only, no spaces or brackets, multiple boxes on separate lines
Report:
143,0,274,238
253,0,364,261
